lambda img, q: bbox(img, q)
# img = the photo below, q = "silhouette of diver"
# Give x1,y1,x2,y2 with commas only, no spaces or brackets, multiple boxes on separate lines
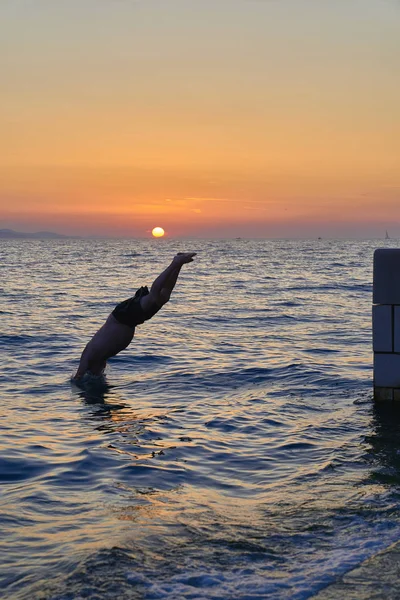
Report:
73,252,196,380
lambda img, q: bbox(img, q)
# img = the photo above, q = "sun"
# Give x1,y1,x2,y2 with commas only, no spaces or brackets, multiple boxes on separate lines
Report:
152,226,165,238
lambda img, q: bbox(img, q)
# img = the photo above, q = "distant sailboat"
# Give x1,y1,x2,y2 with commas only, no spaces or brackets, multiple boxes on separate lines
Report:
385,230,390,240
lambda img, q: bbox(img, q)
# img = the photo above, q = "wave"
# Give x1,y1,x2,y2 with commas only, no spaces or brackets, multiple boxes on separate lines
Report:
16,506,400,600
146,363,360,397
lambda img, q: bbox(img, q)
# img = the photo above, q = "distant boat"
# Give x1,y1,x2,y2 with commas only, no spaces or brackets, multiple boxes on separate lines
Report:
385,230,390,240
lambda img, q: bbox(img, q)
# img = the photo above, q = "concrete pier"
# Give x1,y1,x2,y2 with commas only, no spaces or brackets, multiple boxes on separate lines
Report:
373,249,400,400
311,540,400,599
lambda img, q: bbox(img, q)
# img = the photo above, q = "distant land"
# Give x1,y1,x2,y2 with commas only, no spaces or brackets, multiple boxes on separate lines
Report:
0,229,79,239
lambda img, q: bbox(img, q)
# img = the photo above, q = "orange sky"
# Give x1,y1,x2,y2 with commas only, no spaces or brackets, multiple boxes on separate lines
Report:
1,1,399,237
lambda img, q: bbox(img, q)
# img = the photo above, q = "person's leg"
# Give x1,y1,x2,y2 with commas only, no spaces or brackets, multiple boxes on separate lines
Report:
140,252,196,313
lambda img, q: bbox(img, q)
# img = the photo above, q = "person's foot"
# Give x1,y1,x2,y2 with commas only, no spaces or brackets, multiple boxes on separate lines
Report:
174,252,197,264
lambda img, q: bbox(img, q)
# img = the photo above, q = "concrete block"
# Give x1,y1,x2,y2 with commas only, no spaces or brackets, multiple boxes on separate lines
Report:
394,306,400,353
374,354,400,388
374,387,394,401
373,249,400,304
372,305,393,352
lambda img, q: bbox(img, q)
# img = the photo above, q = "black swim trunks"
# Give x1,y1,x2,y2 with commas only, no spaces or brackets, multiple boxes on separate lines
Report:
112,286,161,328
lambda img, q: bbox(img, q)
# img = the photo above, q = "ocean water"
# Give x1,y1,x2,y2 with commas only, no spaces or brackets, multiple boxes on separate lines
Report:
2,238,400,600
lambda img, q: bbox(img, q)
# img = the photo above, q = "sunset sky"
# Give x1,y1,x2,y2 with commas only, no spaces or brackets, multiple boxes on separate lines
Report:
1,0,399,238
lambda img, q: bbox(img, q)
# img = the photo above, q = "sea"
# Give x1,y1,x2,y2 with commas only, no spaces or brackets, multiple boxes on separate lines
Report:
2,237,400,600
